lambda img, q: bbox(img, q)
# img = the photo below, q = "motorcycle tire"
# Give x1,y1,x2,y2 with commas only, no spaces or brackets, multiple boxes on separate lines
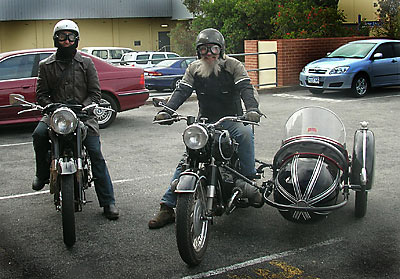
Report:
175,185,209,266
355,186,368,218
61,174,76,247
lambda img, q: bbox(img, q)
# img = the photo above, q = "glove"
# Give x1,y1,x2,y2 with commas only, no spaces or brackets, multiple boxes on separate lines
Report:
43,103,58,115
244,110,261,123
154,111,173,125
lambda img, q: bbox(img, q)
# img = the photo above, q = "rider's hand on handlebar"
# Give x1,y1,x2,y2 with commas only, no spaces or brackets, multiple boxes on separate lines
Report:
244,110,261,123
154,111,174,125
43,103,59,115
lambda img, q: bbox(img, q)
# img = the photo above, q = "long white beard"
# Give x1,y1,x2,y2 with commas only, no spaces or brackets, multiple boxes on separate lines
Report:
196,58,221,78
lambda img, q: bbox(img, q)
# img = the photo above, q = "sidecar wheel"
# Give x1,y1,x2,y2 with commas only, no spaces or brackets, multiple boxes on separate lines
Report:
355,186,368,218
61,174,76,247
175,185,209,266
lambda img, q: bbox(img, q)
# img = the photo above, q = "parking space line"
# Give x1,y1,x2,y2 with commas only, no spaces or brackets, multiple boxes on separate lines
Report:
0,173,171,200
0,142,32,147
181,237,343,279
273,93,345,103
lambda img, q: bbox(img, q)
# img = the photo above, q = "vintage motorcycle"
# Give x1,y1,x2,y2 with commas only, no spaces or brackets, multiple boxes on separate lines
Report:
9,93,114,247
153,99,374,266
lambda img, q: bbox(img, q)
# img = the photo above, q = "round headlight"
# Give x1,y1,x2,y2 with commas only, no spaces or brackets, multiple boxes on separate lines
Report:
50,107,78,134
183,124,208,150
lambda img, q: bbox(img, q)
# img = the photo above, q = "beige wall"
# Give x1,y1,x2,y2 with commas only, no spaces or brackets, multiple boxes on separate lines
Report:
338,0,378,23
0,18,178,53
258,41,277,89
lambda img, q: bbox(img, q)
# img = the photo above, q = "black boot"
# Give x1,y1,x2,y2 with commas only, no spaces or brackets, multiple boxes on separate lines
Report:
32,176,49,191
103,204,119,220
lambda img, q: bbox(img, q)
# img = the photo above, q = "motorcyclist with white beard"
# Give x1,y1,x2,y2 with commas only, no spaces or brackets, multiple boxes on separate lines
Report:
148,28,262,229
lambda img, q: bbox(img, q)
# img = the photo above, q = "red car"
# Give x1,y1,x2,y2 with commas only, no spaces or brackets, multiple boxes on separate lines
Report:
0,48,149,128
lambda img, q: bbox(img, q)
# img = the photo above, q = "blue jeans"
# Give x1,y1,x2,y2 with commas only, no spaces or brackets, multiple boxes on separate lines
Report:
161,121,256,208
32,121,115,207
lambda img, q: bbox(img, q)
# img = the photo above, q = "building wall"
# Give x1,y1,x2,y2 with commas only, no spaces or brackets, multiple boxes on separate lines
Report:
0,18,178,53
338,0,378,23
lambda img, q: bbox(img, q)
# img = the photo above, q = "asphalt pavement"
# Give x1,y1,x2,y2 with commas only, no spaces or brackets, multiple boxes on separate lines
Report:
1,86,400,278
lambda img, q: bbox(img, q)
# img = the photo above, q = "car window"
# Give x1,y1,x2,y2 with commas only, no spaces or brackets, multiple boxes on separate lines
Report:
137,54,150,64
167,54,179,58
328,43,376,58
152,54,165,64
109,50,124,59
393,43,400,57
92,50,108,59
374,43,395,58
0,54,36,81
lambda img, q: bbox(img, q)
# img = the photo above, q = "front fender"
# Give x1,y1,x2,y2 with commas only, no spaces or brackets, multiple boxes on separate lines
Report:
58,159,77,175
174,172,199,193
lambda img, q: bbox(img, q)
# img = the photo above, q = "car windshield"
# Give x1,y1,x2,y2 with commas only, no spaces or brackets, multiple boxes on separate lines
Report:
283,106,346,145
156,59,178,67
327,42,376,58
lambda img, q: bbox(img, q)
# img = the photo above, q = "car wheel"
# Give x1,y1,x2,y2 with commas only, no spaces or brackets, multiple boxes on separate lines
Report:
309,88,324,95
351,74,369,98
173,78,182,90
98,94,117,129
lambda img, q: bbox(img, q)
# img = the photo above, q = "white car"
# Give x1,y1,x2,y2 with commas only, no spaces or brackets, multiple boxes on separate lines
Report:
81,47,134,64
120,51,179,68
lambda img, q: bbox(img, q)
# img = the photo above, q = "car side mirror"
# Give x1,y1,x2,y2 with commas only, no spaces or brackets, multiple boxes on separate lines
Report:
372,53,383,60
9,93,25,105
326,52,331,56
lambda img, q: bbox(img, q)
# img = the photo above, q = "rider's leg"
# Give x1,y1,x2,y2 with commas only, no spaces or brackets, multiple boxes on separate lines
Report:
31,121,51,190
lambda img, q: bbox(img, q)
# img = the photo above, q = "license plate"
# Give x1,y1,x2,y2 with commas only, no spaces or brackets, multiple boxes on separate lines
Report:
308,76,320,84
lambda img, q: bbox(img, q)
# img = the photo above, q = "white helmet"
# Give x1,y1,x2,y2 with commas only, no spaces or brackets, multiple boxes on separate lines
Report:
53,19,80,37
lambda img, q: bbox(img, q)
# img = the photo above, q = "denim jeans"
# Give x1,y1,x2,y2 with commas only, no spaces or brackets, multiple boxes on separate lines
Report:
32,121,115,207
160,121,256,208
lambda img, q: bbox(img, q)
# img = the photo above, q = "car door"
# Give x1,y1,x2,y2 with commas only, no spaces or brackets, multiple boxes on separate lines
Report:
393,42,400,85
370,42,397,86
0,52,51,123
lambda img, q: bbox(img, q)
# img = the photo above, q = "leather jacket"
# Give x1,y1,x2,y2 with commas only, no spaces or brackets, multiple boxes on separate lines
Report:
165,56,260,123
36,52,101,135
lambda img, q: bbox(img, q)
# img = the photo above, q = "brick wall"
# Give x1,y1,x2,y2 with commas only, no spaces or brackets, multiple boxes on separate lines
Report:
245,36,369,87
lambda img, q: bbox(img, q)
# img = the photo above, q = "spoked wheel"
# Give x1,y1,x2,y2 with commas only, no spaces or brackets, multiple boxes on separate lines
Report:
61,174,76,247
355,186,368,218
351,74,369,97
97,94,117,129
175,183,209,266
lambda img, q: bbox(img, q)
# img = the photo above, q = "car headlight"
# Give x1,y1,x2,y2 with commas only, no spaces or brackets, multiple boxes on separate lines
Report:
301,67,306,73
329,66,349,75
50,107,78,134
183,124,208,150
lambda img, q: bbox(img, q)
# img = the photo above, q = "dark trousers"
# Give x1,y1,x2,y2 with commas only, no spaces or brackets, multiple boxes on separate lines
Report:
32,121,115,207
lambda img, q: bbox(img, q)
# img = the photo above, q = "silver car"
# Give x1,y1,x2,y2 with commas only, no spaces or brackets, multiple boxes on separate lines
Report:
299,39,400,97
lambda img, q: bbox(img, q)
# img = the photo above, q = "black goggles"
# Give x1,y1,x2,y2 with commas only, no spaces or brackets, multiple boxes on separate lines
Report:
198,44,221,56
56,32,78,42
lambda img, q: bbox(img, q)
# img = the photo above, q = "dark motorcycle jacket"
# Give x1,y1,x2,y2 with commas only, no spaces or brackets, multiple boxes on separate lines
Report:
36,51,101,135
164,56,260,123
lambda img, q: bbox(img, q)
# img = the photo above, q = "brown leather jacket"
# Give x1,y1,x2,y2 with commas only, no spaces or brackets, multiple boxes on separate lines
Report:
36,52,101,135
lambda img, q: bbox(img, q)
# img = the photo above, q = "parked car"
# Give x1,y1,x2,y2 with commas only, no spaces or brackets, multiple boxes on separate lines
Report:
144,58,196,91
120,51,179,68
0,48,149,128
299,39,400,97
81,47,133,64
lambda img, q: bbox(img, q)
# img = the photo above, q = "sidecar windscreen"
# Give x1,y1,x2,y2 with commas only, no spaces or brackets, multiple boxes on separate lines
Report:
274,107,349,170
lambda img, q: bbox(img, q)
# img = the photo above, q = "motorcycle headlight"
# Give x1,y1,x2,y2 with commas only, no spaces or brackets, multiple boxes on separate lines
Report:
183,124,208,150
50,107,78,134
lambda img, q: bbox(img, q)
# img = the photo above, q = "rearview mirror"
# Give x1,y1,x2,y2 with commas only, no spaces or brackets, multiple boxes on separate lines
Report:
9,94,25,105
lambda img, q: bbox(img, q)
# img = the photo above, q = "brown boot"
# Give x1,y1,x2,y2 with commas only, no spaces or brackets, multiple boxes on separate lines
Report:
148,204,175,229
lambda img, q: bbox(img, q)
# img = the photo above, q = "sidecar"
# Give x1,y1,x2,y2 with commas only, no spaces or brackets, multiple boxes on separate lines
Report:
263,106,375,223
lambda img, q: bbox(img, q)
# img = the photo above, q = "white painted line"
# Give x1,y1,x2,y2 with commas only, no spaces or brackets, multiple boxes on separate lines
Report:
273,93,344,103
181,237,343,279
0,142,32,147
0,190,50,200
0,173,171,200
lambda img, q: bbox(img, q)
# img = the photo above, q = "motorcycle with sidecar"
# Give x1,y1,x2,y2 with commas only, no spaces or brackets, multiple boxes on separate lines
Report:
153,99,375,266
